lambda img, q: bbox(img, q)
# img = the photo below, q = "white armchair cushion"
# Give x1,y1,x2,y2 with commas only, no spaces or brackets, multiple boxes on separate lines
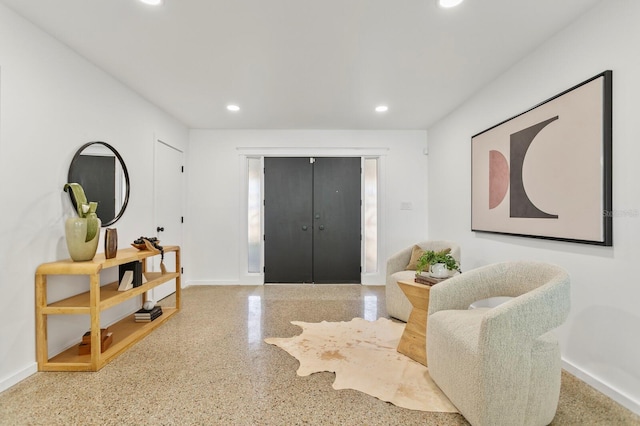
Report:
468,296,514,309
387,270,418,321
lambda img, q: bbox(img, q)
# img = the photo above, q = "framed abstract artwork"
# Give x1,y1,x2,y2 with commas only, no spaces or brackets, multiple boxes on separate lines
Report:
471,71,612,246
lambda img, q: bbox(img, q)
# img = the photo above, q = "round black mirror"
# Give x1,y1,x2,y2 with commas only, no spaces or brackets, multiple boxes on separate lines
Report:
68,141,130,226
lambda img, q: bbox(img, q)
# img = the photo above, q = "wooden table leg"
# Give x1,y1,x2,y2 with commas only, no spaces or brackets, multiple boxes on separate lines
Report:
396,280,431,366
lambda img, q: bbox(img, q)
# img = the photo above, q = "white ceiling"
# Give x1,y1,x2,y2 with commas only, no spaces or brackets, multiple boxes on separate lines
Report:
1,0,601,129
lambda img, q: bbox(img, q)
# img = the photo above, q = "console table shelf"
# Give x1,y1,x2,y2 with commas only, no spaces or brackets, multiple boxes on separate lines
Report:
35,246,181,372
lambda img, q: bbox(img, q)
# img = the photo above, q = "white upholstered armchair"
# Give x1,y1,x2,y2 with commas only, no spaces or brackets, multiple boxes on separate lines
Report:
426,261,570,426
385,240,460,322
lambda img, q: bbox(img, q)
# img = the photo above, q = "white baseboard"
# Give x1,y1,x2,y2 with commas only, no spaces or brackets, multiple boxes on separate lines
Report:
562,359,640,415
186,280,247,286
187,280,386,286
0,363,37,394
361,274,385,286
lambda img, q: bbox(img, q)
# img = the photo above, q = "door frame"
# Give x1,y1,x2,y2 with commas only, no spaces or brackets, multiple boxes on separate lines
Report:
237,147,388,285
151,138,184,301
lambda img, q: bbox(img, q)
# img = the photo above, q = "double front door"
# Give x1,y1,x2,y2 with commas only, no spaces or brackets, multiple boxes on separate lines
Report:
264,157,361,283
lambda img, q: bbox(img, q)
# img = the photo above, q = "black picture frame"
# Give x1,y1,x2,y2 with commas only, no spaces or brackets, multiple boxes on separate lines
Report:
471,71,612,246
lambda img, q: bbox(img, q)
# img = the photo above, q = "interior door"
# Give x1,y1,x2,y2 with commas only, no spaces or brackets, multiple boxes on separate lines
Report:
151,140,183,301
264,157,361,283
313,157,361,283
264,157,313,283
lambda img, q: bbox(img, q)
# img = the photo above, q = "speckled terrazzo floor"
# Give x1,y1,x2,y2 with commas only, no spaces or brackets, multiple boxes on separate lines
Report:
1,285,639,425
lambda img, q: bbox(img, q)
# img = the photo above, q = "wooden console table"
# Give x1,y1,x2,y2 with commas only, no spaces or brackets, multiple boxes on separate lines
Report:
35,246,180,372
396,279,432,366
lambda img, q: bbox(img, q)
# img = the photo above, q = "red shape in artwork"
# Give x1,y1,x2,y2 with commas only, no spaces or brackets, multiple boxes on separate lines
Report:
489,150,509,209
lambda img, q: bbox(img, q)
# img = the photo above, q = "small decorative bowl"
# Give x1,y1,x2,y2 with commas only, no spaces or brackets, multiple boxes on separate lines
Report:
131,240,160,250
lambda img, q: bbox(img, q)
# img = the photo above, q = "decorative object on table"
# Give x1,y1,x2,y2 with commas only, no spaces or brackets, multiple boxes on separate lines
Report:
471,71,612,246
63,183,101,261
415,249,460,278
118,261,143,288
78,327,113,355
81,327,110,344
104,228,118,259
142,300,155,310
134,305,163,322
117,270,134,291
132,236,166,273
131,236,160,250
265,317,457,413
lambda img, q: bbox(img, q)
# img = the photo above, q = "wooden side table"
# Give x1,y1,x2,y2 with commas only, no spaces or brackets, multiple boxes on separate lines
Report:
396,280,432,366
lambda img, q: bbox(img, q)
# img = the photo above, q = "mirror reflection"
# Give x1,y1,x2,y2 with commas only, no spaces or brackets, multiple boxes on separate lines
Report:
68,141,130,226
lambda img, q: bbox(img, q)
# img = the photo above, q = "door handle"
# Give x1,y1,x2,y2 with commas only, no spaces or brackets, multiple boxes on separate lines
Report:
319,225,325,231
302,225,308,231
157,226,165,232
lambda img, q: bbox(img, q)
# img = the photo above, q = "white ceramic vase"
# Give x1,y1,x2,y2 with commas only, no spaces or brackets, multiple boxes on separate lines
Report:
429,262,449,278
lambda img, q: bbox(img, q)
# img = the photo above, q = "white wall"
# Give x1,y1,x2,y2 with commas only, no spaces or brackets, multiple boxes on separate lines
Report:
0,4,188,392
426,0,640,414
186,130,428,286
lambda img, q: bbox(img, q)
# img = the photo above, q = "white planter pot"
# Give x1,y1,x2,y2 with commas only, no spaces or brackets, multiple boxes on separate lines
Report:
429,262,449,278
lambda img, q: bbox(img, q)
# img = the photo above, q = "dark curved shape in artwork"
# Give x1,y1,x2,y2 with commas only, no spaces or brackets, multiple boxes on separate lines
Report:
509,116,559,219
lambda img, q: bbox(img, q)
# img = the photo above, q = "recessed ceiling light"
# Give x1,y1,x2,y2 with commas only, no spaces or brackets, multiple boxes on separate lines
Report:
375,105,389,113
139,0,163,5
227,104,240,112
438,0,464,8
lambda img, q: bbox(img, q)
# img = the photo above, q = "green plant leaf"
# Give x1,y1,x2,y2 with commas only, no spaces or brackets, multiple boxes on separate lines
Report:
85,214,99,242
63,183,88,218
416,249,459,274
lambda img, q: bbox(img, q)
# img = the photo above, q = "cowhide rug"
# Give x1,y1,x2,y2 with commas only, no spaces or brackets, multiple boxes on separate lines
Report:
264,317,457,412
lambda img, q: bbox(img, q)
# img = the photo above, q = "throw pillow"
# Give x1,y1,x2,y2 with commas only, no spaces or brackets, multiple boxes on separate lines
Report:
405,245,425,270
437,247,452,256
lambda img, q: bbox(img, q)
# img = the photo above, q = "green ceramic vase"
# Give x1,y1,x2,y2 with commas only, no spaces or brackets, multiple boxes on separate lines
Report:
65,217,101,261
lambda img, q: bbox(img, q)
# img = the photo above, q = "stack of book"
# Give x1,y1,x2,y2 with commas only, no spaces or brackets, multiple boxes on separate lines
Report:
78,327,113,355
134,305,163,323
414,272,448,286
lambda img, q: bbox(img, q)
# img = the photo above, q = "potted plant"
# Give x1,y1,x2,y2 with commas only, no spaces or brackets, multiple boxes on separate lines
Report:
64,183,100,261
416,249,460,278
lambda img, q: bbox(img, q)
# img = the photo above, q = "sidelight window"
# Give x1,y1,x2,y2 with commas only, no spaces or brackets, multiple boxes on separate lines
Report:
247,157,262,273
363,158,378,273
